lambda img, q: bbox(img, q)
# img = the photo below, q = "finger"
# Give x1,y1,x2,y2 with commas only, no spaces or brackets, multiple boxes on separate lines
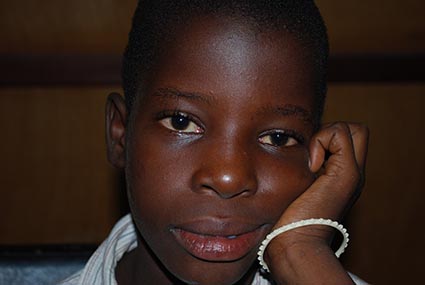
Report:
346,123,369,171
277,123,368,225
306,123,366,218
309,122,357,175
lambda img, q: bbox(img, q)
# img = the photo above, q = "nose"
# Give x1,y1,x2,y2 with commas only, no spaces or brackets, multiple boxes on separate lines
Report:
191,141,258,199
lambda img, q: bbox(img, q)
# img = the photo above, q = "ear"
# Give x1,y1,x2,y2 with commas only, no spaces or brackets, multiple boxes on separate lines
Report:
105,92,127,168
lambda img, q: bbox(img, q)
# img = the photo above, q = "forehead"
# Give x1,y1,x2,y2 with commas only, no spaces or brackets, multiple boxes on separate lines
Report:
144,15,315,114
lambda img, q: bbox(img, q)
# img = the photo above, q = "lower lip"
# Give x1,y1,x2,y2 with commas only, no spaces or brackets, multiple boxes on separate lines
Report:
171,228,264,261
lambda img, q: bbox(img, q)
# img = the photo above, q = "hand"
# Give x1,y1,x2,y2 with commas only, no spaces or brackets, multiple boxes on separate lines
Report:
264,122,369,284
279,122,368,225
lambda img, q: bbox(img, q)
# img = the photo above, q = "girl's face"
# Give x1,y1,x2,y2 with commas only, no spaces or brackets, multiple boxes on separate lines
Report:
125,16,316,285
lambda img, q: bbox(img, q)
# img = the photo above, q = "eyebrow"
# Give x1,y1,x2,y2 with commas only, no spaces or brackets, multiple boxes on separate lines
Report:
258,104,314,124
152,87,213,105
152,88,313,123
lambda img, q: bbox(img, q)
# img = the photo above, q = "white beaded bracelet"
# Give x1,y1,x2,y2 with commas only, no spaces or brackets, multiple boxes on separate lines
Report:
257,218,349,272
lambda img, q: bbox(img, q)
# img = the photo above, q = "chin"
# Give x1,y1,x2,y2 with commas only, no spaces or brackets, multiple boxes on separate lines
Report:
165,256,257,285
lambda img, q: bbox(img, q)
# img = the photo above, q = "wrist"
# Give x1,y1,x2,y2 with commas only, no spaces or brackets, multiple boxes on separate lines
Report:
258,219,351,284
261,222,338,271
267,240,351,285
264,231,331,271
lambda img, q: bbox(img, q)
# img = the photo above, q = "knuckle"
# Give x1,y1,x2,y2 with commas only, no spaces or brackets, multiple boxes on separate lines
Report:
349,122,369,136
332,121,351,133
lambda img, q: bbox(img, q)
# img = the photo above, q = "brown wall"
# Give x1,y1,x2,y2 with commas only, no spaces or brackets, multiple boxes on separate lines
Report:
1,1,424,284
1,0,424,53
0,87,122,244
324,84,425,284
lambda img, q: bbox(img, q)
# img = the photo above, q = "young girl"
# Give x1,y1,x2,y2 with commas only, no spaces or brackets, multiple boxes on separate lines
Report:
61,0,369,284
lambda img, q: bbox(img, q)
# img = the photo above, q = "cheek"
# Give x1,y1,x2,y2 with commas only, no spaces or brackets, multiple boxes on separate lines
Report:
257,151,315,219
125,133,193,224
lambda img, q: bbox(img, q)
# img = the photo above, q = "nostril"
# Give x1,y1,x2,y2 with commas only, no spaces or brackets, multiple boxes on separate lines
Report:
191,164,258,199
199,183,253,199
201,184,215,191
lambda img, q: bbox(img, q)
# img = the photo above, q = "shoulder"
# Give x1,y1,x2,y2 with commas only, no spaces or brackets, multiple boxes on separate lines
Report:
57,270,82,285
348,272,370,285
57,214,137,285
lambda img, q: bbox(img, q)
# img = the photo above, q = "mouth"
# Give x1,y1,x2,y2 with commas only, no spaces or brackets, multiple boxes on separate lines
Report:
170,220,269,262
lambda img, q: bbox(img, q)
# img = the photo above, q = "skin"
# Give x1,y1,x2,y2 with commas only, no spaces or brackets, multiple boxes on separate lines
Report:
106,15,368,285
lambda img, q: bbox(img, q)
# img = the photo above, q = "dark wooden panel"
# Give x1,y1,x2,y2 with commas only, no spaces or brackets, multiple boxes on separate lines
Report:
324,84,425,285
1,54,424,87
1,0,424,54
0,55,122,86
0,88,123,244
328,54,425,82
316,0,425,53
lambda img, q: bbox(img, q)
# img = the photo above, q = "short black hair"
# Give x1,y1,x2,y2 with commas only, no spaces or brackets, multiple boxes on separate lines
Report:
122,0,329,123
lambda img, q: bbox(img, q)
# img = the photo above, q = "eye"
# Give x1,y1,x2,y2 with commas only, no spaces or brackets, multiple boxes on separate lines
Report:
258,131,301,147
159,113,203,134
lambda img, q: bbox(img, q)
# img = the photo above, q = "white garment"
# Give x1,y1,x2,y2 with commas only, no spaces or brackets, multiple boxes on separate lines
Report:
58,214,368,285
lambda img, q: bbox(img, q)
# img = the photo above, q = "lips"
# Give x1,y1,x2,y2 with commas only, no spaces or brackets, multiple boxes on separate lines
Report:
170,219,269,261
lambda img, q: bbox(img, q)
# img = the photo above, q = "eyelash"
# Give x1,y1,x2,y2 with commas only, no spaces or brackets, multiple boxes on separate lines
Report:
157,111,204,134
258,129,305,148
157,111,305,147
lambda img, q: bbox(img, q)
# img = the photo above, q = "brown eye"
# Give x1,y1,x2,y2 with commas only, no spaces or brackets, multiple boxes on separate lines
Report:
159,113,203,134
171,115,190,130
259,132,298,147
